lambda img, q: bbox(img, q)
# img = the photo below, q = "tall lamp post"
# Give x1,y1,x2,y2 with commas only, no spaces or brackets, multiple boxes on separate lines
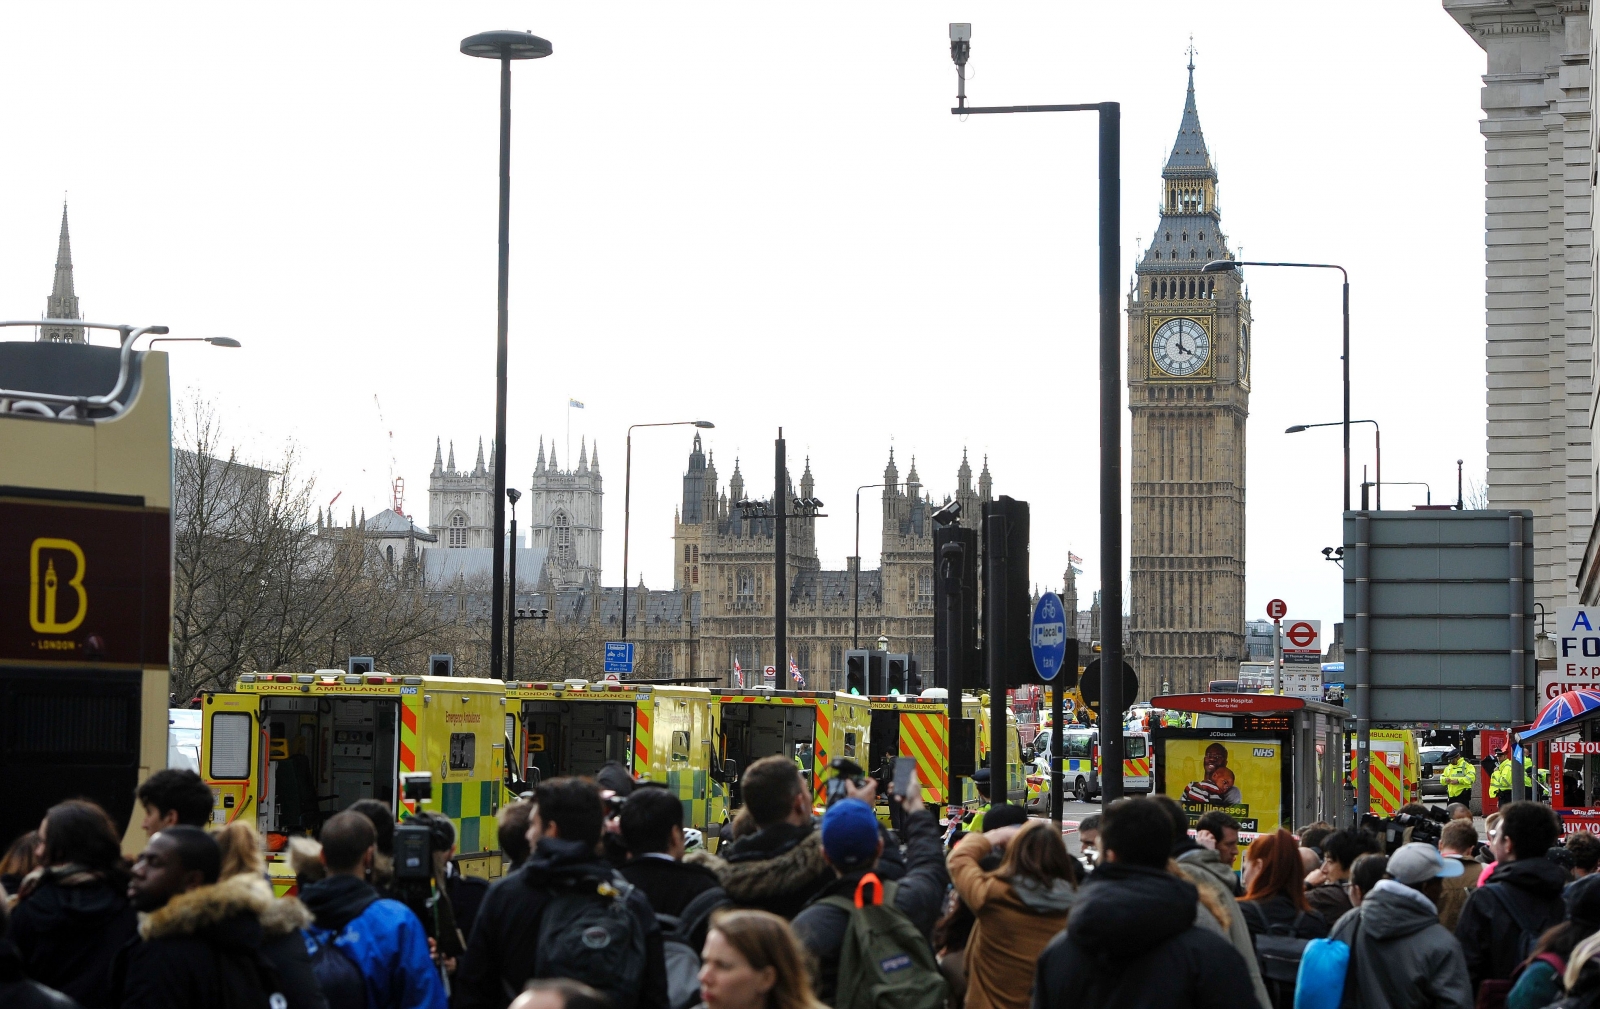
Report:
621,420,715,641
947,23,1126,801
460,29,552,681
1207,257,1358,809
1288,419,1378,508
852,483,892,647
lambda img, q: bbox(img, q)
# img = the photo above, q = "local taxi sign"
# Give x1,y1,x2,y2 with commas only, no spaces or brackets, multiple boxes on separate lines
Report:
1031,591,1068,681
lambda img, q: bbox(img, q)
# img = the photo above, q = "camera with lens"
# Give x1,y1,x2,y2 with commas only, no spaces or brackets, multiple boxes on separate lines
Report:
1360,806,1447,853
823,757,869,807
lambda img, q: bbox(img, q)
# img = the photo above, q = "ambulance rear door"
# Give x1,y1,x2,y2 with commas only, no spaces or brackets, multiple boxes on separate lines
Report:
201,692,262,830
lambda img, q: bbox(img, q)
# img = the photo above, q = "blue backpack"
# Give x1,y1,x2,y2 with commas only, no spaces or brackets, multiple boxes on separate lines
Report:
1294,937,1351,1009
305,925,370,1009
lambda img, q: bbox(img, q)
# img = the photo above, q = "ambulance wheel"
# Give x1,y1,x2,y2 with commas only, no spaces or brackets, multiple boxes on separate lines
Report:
1074,777,1089,803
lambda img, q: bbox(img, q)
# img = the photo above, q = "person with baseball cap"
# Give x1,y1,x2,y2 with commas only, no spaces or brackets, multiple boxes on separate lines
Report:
791,774,947,1006
1327,842,1471,1009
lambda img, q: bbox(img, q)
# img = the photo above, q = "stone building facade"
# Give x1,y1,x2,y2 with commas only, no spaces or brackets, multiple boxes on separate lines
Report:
1126,61,1251,696
1447,2,1595,608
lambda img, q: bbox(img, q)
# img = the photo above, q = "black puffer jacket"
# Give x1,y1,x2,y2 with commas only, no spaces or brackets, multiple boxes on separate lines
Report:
454,837,669,1009
0,936,82,1009
1032,861,1256,1009
1456,856,1568,987
5,866,136,1009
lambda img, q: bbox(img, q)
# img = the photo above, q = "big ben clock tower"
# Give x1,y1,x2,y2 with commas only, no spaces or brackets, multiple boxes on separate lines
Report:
1127,58,1250,696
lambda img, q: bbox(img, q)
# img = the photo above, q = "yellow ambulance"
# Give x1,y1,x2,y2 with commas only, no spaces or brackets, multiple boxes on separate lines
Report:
715,687,872,816
503,679,726,847
867,690,1024,818
1350,728,1420,815
202,671,507,894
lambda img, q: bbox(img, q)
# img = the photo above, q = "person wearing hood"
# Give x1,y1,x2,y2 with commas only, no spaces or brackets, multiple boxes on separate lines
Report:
683,756,837,920
115,826,285,1009
791,780,947,1006
1152,796,1271,1009
1456,801,1568,994
946,817,1080,1009
1327,842,1471,1009
298,811,446,1009
6,800,137,1008
213,820,328,1009
1033,797,1256,1009
454,776,669,1009
1504,872,1600,1009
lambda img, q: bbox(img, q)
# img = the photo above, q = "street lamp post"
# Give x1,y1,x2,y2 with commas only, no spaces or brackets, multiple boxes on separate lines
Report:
1288,419,1378,508
947,24,1126,801
621,420,715,642
1209,257,1358,809
507,487,522,680
460,29,552,681
852,483,892,647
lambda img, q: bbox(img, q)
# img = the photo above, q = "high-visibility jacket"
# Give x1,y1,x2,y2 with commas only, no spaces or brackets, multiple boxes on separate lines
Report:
1440,758,1476,798
1490,755,1535,794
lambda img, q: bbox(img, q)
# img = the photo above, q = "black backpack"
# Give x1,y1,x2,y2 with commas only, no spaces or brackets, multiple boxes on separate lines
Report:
657,887,732,1009
1241,902,1311,1009
305,924,370,1009
532,872,650,1009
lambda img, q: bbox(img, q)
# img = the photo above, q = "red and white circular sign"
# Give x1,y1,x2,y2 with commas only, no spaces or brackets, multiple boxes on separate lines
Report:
1266,599,1288,620
1286,621,1318,648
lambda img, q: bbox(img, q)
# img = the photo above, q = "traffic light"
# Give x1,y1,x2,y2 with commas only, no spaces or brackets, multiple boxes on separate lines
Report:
933,524,979,690
981,496,1031,689
867,652,887,695
348,656,374,675
429,654,454,678
886,654,909,695
907,657,922,695
845,650,869,695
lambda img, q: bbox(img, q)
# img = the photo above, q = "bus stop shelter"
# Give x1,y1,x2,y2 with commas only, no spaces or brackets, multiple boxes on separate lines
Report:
1151,693,1355,840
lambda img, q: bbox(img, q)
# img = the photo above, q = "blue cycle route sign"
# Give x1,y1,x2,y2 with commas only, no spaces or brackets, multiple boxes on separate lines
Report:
604,641,635,675
1030,592,1068,681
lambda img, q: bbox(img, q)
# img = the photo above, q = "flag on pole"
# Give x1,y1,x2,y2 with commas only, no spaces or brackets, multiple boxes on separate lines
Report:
569,398,585,409
1068,551,1084,575
789,654,805,689
733,656,743,688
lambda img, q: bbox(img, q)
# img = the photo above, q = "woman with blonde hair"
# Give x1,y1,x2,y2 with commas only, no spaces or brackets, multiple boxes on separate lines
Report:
947,818,1082,1009
698,908,826,1009
208,820,328,1009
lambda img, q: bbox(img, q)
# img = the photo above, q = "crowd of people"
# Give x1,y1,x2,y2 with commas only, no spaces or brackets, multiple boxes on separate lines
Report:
5,759,1600,1009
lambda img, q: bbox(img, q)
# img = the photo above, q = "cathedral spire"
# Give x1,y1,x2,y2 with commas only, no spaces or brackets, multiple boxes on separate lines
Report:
536,437,546,475
40,201,84,343
474,438,486,476
590,441,600,473
884,448,899,488
957,448,972,494
447,441,456,472
432,438,444,477
1164,50,1213,177
978,455,992,501
578,437,589,473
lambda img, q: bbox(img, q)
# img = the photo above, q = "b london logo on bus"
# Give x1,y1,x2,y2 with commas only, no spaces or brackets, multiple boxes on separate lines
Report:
0,496,169,667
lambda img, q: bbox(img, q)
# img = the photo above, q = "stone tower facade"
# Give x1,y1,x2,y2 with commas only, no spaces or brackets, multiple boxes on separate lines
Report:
39,202,84,344
529,437,603,589
1127,60,1251,696
428,438,498,549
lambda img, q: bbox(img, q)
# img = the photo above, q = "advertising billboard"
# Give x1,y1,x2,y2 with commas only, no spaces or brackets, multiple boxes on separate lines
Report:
1163,735,1286,835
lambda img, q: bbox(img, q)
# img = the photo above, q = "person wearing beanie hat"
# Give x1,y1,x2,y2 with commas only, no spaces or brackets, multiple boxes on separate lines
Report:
792,778,948,1005
1327,842,1470,1009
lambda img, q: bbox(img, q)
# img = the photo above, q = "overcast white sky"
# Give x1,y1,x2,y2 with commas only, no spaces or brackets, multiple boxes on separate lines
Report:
0,4,1487,634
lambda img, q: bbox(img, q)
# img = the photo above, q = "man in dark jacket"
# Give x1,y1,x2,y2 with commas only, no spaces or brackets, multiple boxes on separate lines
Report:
617,786,724,917
683,755,838,919
1329,842,1471,1009
792,782,948,1004
1033,797,1256,1009
116,826,284,1009
455,777,670,1009
299,811,446,1009
1455,800,1567,991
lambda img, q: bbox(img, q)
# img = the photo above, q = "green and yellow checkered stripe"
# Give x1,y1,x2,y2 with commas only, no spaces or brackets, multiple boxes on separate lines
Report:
440,778,499,855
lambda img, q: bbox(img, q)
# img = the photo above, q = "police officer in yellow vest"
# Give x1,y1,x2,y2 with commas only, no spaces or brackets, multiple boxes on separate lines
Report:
1440,749,1476,803
1489,749,1543,800
965,767,993,832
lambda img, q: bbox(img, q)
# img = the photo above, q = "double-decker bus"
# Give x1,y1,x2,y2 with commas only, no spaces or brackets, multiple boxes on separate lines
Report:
0,320,174,852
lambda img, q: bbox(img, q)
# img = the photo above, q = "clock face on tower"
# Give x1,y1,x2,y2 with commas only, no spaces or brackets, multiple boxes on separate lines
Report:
1151,317,1211,377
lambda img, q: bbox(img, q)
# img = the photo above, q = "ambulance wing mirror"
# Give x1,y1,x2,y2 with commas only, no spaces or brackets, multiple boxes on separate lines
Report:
723,759,737,781
401,772,432,803
526,766,542,787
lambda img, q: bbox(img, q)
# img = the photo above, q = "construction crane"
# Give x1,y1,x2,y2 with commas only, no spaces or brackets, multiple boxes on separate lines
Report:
373,394,404,516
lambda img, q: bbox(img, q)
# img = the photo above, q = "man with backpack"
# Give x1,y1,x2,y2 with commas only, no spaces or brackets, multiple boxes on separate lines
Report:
1455,800,1567,999
299,811,447,1009
791,780,948,1008
454,776,669,1009
1033,797,1256,1009
1327,842,1471,1009
618,787,725,919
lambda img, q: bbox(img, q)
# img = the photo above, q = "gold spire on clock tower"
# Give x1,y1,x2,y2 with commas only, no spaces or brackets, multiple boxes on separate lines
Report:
1126,56,1251,696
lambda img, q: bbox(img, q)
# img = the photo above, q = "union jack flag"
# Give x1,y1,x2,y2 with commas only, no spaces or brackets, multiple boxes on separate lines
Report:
790,655,805,689
733,657,743,688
